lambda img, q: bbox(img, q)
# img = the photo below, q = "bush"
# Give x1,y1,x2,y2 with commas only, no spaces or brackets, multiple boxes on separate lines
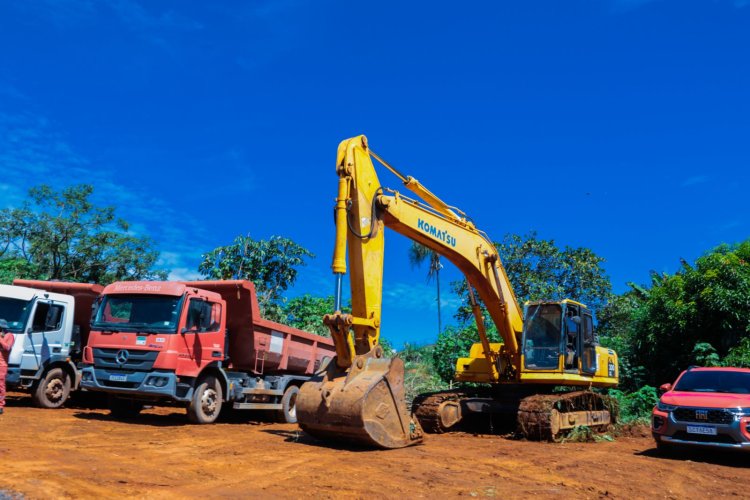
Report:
608,385,658,424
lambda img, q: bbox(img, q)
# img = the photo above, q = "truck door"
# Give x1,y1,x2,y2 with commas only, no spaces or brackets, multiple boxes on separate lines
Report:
580,313,597,375
182,298,224,370
23,300,65,372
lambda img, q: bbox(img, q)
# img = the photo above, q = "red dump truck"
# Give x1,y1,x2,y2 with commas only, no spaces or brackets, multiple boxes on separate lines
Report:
80,280,335,424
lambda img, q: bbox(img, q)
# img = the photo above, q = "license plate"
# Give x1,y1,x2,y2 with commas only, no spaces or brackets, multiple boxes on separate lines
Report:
687,425,717,435
109,374,128,382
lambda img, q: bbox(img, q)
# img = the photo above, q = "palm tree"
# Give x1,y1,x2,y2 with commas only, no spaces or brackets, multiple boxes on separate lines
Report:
408,242,443,335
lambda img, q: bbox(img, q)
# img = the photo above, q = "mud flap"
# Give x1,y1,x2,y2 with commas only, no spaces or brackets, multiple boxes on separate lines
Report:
296,355,424,449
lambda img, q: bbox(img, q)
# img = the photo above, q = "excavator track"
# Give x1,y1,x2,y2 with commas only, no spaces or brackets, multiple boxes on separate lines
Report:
517,391,615,441
412,390,468,434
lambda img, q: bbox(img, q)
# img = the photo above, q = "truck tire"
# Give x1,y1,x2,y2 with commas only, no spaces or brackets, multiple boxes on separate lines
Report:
188,376,223,424
108,396,144,419
277,384,300,424
32,367,71,409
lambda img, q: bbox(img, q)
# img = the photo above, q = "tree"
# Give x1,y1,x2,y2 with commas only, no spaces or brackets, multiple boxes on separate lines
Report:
0,257,40,285
0,184,167,284
596,291,646,391
452,231,612,323
284,294,347,337
198,235,313,320
624,241,750,384
408,242,444,334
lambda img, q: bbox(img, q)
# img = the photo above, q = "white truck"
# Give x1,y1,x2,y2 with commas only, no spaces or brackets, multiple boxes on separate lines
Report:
0,280,102,407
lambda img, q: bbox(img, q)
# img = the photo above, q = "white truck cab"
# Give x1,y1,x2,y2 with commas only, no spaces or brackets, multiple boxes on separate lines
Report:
0,281,102,407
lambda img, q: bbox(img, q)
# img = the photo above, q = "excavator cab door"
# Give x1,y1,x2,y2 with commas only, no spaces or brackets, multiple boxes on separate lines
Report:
580,312,597,375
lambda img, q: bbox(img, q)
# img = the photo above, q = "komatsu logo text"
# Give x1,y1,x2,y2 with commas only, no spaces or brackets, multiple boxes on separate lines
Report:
417,219,457,247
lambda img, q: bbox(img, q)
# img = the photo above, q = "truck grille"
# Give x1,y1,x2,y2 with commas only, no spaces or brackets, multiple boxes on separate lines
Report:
673,407,734,425
93,348,158,371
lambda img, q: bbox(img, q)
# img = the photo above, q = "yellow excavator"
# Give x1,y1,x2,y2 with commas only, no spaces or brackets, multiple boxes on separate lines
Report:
296,135,619,449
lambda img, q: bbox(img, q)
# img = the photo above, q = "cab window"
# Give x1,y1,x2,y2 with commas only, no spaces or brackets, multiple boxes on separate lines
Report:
31,302,65,332
185,300,221,333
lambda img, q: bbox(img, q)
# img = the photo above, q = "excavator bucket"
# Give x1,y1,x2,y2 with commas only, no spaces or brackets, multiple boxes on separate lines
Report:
296,355,424,449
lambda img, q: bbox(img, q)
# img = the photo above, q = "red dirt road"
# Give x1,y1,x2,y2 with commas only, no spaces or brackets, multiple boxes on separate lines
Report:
0,392,748,499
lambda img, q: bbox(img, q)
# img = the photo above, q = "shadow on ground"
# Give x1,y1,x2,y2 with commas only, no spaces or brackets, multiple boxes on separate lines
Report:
637,445,750,468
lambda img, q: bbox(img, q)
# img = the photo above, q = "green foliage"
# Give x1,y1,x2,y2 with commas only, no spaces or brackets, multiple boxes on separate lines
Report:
693,342,721,367
284,294,335,337
609,385,659,424
609,240,750,385
198,234,313,320
560,425,614,443
396,343,446,403
723,337,750,368
432,324,501,383
452,231,612,323
378,336,395,357
0,184,167,284
0,257,40,285
597,292,647,391
408,241,443,334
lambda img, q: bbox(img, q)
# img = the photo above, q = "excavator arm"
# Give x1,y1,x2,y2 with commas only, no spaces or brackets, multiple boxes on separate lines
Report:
297,135,526,448
328,135,526,377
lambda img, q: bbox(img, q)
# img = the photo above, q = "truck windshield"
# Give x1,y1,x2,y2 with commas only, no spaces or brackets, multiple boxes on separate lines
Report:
674,370,750,394
0,297,34,333
92,294,183,333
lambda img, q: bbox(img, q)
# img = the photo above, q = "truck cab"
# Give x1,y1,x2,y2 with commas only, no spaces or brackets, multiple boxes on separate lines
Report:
0,281,102,407
80,280,335,424
81,281,226,405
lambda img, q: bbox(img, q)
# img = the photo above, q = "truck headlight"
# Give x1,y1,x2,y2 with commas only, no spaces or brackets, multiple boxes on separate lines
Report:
657,401,677,412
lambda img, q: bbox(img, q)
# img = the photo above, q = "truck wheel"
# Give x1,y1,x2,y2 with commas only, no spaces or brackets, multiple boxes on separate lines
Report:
188,376,223,424
108,396,144,419
32,367,71,409
277,384,300,424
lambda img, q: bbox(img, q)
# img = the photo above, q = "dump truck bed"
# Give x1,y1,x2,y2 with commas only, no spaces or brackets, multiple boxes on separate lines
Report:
181,280,335,375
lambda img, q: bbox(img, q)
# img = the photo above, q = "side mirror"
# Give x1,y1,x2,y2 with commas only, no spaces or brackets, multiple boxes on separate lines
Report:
659,383,672,393
180,327,189,335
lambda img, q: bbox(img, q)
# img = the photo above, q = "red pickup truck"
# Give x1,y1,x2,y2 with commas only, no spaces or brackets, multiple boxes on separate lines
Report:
80,280,335,424
652,366,750,452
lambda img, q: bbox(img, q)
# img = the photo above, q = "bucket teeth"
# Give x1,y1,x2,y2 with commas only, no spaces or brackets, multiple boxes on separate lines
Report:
297,356,423,449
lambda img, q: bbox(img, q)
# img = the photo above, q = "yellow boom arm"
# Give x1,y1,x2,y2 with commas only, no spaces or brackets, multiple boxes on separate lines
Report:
327,135,524,381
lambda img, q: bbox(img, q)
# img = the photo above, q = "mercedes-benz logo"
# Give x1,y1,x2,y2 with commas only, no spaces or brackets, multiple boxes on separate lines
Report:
115,349,129,365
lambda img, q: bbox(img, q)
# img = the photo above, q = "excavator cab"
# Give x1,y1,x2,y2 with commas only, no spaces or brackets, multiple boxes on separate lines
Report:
522,300,598,376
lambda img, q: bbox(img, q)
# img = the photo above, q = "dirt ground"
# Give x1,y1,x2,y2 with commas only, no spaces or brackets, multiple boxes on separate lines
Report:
1,392,748,499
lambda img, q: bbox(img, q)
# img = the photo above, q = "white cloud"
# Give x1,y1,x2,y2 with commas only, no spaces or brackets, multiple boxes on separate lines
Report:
383,282,462,312
0,111,213,279
167,268,203,281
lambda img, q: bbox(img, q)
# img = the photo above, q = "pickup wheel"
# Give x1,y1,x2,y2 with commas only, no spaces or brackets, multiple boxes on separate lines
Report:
108,396,144,419
188,376,223,424
276,384,300,424
32,367,71,409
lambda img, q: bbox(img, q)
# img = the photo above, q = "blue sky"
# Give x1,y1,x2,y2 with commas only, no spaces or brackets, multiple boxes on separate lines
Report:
1,0,749,346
